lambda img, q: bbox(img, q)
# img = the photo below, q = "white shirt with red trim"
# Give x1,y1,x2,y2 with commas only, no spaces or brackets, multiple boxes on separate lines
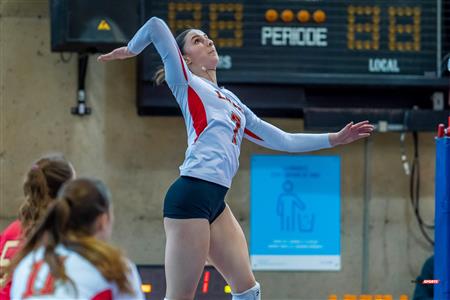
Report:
10,245,144,300
128,17,332,188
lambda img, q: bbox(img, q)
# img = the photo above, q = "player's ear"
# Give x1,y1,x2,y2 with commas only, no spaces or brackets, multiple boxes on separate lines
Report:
183,55,192,65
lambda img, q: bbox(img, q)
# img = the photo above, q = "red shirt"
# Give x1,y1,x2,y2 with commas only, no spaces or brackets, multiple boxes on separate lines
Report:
0,220,23,300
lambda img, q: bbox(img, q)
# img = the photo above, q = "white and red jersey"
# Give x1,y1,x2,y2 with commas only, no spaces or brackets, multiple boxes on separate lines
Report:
0,220,23,300
128,17,331,188
10,245,144,300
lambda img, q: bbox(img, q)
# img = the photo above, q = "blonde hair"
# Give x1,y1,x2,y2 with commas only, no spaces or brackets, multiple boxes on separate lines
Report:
153,66,165,86
20,154,74,237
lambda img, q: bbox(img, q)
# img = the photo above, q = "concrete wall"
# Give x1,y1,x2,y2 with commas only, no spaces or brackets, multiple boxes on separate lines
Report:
0,1,435,299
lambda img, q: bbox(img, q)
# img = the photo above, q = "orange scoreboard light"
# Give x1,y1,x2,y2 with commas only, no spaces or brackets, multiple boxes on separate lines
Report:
140,0,448,87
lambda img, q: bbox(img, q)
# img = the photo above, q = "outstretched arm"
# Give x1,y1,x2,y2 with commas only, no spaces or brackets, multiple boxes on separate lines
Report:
242,103,373,152
98,17,191,86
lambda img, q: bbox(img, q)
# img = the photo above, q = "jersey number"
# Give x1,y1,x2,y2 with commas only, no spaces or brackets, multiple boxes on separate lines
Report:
230,112,241,145
0,240,20,286
22,260,56,298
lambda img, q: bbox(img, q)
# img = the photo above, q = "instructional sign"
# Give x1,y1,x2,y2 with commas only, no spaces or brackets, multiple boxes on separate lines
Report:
250,155,341,271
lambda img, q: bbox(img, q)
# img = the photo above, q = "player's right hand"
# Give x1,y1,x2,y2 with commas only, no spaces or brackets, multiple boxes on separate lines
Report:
97,46,136,62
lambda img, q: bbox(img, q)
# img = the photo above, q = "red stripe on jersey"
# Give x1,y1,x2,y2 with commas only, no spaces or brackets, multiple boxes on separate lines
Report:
188,86,207,142
92,289,113,300
41,274,55,294
23,261,44,297
177,49,188,81
244,128,263,141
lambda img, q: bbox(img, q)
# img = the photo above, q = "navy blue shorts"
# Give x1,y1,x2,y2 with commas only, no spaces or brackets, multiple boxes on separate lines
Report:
163,176,228,223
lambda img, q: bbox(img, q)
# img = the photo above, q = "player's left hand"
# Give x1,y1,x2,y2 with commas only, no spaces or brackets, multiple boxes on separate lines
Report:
329,120,374,146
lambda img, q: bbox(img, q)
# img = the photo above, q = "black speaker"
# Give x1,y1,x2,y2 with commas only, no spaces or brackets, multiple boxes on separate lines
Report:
50,0,141,53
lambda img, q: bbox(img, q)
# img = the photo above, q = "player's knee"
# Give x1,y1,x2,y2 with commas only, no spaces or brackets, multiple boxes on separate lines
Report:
232,282,261,300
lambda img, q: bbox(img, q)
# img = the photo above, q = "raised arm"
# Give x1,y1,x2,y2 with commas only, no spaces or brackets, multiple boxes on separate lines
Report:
98,17,191,86
242,103,373,152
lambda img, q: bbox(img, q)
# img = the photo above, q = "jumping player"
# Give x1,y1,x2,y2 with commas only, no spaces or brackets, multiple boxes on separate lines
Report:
98,16,374,300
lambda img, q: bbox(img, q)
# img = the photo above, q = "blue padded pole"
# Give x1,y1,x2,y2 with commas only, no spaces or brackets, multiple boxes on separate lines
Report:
434,126,450,299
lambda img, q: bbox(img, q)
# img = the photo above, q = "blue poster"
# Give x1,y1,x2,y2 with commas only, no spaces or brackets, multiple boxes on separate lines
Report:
250,155,341,271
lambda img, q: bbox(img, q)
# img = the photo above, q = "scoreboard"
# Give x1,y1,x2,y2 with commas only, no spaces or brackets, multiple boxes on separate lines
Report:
140,0,448,87
137,265,230,299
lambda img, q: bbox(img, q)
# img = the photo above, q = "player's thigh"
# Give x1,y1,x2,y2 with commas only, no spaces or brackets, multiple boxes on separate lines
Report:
208,205,255,293
164,218,210,300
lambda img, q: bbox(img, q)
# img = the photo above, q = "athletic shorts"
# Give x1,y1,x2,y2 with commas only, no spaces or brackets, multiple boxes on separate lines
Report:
163,176,228,224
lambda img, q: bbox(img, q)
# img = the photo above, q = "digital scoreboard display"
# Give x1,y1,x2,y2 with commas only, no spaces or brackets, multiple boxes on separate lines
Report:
140,0,446,86
137,265,230,299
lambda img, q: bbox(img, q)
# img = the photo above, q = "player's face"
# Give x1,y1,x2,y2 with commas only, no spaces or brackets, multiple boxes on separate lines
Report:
183,30,219,70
